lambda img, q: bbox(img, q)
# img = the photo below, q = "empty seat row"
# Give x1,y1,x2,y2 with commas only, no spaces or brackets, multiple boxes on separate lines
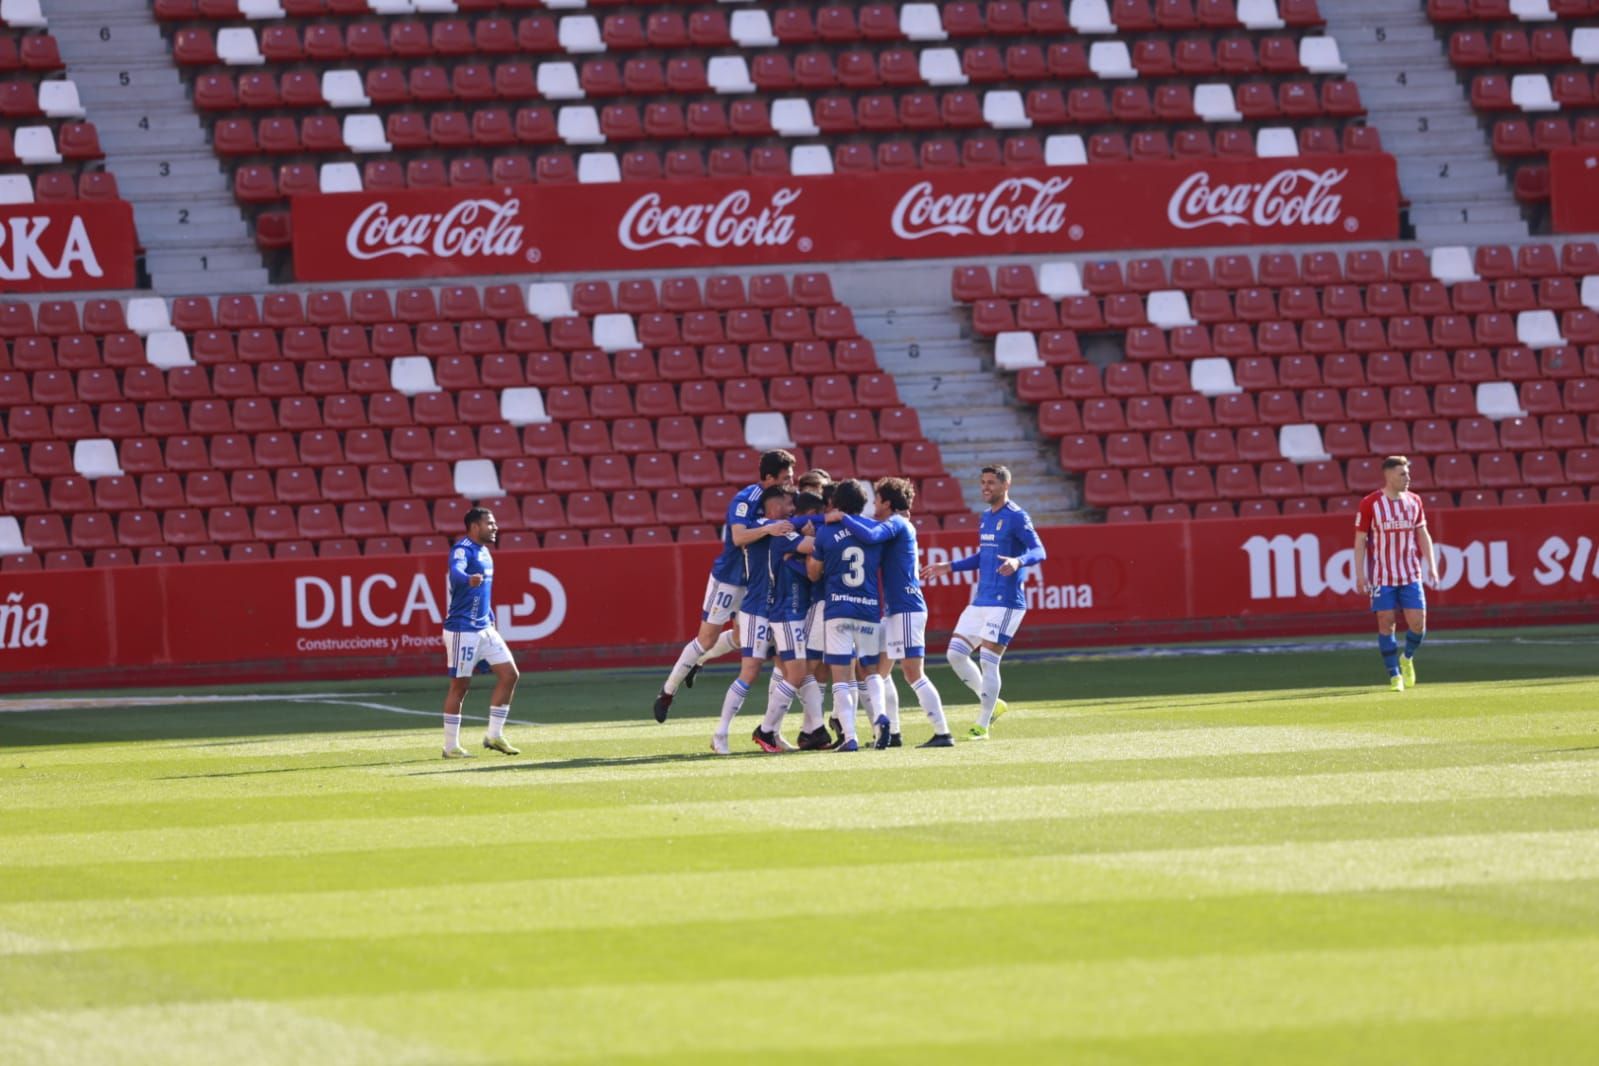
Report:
0,167,119,203
1106,484,1599,523
1430,0,1599,22
0,31,61,72
0,120,101,164
1448,25,1599,67
954,244,1599,302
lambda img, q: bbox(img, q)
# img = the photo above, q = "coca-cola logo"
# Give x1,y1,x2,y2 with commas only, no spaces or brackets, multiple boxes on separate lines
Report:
1167,168,1347,230
0,214,105,281
617,189,801,251
345,198,526,261
891,177,1072,241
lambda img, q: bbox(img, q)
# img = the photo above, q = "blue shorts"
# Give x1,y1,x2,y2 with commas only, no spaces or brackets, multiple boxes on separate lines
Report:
1371,582,1426,613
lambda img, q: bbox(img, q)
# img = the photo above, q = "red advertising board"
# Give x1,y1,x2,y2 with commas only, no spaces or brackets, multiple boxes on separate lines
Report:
2,503,1593,691
291,154,1400,283
0,200,137,292
1550,148,1599,234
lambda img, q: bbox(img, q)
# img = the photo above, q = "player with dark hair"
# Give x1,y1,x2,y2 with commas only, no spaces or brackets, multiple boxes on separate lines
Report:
654,449,795,723
921,465,1045,740
832,476,954,748
441,507,521,758
1354,455,1439,691
807,479,885,751
752,488,825,752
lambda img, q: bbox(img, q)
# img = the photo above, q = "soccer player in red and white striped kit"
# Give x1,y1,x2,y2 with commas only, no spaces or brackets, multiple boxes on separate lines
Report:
1353,456,1440,692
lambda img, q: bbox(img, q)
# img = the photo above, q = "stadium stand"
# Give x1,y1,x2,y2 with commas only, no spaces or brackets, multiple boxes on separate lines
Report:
956,244,1599,522
144,0,1373,252
0,3,117,204
0,271,961,569
1430,0,1599,213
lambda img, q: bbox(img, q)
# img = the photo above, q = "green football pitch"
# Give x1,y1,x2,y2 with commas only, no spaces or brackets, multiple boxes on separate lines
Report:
3,627,1599,1065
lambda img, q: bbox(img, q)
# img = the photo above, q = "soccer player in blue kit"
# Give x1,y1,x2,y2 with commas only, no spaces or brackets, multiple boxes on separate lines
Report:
710,483,813,754
441,507,521,758
920,465,1046,740
832,477,954,748
654,449,796,723
806,479,886,752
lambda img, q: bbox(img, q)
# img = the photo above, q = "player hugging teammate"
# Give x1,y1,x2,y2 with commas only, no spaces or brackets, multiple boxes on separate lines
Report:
655,458,1047,752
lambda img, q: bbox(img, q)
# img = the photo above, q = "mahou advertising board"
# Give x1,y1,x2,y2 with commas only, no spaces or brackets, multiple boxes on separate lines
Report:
0,200,137,292
2,502,1593,691
291,154,1400,283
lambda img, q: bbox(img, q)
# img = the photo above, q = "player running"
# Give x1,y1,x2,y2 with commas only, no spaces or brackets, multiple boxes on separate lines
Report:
441,507,521,758
831,477,954,748
1353,455,1439,692
653,449,796,723
920,465,1046,740
807,479,886,752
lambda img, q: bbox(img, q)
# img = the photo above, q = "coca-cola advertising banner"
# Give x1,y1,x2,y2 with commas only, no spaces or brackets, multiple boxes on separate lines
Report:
2,502,1592,691
0,200,137,292
290,154,1400,283
1550,147,1599,234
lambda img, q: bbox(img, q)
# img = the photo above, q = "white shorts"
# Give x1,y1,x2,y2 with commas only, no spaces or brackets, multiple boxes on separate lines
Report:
824,616,881,667
804,599,827,655
738,612,773,659
772,618,807,661
954,605,1027,648
882,610,928,661
701,576,745,625
443,625,513,679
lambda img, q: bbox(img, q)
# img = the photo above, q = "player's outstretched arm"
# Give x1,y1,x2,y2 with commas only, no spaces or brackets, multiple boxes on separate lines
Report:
732,519,794,547
920,560,954,581
1015,520,1047,566
840,513,894,544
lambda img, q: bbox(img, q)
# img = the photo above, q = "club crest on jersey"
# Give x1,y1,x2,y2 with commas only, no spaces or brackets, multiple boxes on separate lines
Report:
997,520,1004,530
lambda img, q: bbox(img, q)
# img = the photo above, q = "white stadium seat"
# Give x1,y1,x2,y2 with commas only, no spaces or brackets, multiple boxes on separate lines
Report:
1574,28,1599,63
1510,0,1555,20
38,80,84,119
1511,74,1558,112
0,0,47,29
559,106,604,145
558,15,604,53
217,27,264,65
1089,41,1136,79
994,332,1044,369
772,98,819,136
983,90,1031,129
1516,310,1565,349
1146,290,1197,330
920,48,968,86
0,517,29,556
390,356,440,396
1238,0,1285,30
239,0,286,18
501,387,552,426
321,70,370,109
1430,246,1479,285
453,460,503,499
1256,127,1300,157
13,126,61,165
577,151,620,183
1189,357,1242,397
537,62,583,100
1278,424,1331,463
1044,134,1087,165
708,56,755,94
1581,275,1599,311
341,114,390,153
1298,37,1347,75
318,162,362,193
789,144,833,175
72,439,123,481
730,10,778,46
526,282,573,320
1476,382,1528,420
593,313,639,351
1195,84,1243,122
1068,0,1115,33
126,298,172,337
899,3,947,41
1039,261,1087,299
744,412,795,449
0,174,32,204
145,330,194,369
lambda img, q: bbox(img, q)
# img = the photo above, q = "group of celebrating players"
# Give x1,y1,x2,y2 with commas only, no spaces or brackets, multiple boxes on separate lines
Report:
433,449,1439,758
651,449,1046,753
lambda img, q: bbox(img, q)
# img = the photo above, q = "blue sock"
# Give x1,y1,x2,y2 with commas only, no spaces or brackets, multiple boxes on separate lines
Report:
1377,634,1400,676
1404,631,1424,660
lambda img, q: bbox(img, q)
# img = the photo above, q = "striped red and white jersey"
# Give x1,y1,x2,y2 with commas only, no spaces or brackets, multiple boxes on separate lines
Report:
1354,490,1428,586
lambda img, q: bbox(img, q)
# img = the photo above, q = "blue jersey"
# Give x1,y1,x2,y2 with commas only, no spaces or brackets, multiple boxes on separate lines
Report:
769,554,813,623
951,500,1046,609
742,521,800,616
841,513,926,615
445,537,494,632
811,522,885,622
710,482,766,585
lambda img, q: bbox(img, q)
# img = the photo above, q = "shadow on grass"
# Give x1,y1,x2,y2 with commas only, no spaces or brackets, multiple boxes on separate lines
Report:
407,750,766,777
5,627,1595,749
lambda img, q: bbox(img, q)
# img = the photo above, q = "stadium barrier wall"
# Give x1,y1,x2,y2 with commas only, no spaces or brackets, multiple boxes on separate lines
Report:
0,200,137,292
290,154,1400,283
1,502,1595,692
1550,147,1599,234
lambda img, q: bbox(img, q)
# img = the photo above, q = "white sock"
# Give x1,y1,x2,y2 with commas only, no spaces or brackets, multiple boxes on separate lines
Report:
912,675,948,735
696,628,739,666
800,675,825,731
717,678,750,736
443,712,462,750
947,638,983,696
761,677,796,732
883,675,902,734
486,705,509,739
864,673,886,727
831,682,858,742
978,649,1003,728
664,638,707,695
